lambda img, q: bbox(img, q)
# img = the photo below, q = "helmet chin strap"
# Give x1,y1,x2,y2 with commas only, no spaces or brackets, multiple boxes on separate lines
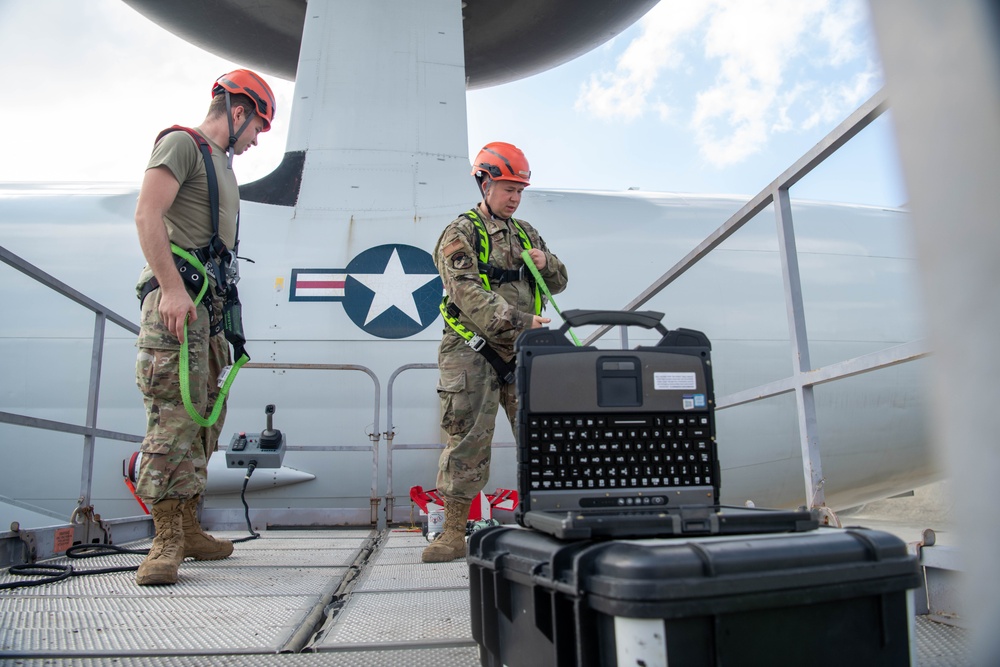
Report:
479,178,509,221
223,91,256,169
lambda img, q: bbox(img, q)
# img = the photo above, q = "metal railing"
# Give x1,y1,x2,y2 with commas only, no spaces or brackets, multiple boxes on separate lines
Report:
381,363,519,523
383,363,438,523
0,245,143,517
240,362,382,523
0,248,386,559
584,87,929,513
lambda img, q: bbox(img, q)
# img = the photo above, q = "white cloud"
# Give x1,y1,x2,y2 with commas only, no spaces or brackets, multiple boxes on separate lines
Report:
0,1,293,183
772,83,812,133
801,69,880,130
693,82,774,166
575,0,881,167
819,1,869,65
691,0,832,166
574,0,712,121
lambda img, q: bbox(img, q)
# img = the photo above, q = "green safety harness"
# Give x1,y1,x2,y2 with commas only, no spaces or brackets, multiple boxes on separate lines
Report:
439,209,555,383
138,126,250,427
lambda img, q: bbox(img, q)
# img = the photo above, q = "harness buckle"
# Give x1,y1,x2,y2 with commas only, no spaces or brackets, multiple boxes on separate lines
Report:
223,248,240,286
467,334,486,352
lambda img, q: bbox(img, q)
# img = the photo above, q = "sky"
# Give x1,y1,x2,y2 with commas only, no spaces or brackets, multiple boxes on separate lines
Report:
0,0,907,208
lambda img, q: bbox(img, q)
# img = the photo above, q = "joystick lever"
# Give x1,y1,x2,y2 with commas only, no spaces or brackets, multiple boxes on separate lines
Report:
259,404,282,450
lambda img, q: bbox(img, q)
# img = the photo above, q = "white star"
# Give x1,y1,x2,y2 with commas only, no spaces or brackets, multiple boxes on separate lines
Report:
351,248,438,325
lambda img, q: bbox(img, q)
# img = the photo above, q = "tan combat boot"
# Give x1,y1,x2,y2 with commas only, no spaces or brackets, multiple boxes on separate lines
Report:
136,499,186,585
182,494,234,560
421,496,472,563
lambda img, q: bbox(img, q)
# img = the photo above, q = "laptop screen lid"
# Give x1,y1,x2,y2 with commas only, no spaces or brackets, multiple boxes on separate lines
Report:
516,343,719,518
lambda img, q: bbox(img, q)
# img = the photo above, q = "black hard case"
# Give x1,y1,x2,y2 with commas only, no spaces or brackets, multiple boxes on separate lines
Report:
468,525,920,667
514,310,720,525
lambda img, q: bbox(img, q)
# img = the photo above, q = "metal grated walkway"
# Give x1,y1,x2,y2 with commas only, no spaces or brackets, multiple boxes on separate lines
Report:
0,527,479,665
0,527,969,666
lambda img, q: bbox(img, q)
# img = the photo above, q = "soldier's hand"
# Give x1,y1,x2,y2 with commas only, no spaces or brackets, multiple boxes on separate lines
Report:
159,287,198,343
526,248,547,271
530,315,551,329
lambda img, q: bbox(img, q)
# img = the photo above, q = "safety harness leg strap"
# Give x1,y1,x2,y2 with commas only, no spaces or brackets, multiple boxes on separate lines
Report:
475,340,516,385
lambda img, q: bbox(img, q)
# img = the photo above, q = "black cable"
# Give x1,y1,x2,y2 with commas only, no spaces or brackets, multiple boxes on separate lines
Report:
0,544,146,590
3,465,263,590
234,461,261,542
1,564,73,589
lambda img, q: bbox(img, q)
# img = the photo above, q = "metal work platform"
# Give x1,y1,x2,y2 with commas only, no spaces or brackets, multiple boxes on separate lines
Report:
1,527,477,665
0,526,969,666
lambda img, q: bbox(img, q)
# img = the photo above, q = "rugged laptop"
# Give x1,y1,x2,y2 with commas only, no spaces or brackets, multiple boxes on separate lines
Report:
514,310,817,539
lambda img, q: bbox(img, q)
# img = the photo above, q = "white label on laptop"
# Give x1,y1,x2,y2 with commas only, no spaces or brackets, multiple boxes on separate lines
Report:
654,371,696,390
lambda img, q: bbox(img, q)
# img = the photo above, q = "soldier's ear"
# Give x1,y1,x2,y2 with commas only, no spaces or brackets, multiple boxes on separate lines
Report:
232,104,251,126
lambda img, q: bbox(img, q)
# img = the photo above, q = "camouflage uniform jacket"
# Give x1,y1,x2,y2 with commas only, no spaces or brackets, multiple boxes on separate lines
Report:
434,207,569,362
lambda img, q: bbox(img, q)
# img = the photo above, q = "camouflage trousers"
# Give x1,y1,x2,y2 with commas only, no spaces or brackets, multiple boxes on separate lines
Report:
435,335,518,501
134,287,231,504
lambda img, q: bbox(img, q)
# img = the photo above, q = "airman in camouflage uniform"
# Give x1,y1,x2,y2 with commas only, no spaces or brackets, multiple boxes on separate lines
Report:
132,70,276,585
423,142,568,563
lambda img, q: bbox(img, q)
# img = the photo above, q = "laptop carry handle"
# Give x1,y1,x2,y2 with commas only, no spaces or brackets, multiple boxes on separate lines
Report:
559,309,670,336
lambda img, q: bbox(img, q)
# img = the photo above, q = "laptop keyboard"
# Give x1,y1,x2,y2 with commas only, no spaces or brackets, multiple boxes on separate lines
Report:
523,412,716,492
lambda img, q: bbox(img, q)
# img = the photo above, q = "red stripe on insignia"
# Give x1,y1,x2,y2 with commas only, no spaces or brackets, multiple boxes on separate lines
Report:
296,280,346,289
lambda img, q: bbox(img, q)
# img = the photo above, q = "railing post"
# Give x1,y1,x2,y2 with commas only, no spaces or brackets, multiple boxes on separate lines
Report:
383,428,395,524
774,186,825,510
384,363,438,525
78,311,108,510
369,429,381,525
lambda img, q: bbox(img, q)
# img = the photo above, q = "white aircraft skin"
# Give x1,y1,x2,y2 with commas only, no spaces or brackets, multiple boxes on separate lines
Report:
0,0,931,526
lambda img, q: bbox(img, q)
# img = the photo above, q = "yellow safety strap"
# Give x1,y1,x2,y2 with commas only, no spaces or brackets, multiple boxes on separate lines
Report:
451,208,541,313
467,209,492,291
439,297,477,343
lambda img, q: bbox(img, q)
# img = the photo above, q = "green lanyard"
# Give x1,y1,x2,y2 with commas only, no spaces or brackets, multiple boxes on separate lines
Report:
170,244,248,427
520,250,581,346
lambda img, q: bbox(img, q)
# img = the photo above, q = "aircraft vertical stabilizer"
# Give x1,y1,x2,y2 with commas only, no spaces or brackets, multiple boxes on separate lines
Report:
282,0,471,219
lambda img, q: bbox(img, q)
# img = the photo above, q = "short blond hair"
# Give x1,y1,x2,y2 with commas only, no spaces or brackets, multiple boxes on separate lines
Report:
208,92,256,121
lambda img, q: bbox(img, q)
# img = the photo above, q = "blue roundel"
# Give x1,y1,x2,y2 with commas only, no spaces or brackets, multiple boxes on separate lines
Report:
342,244,442,339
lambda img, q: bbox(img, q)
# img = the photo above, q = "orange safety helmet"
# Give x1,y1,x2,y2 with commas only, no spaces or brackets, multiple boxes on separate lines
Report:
212,69,276,131
471,142,531,185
